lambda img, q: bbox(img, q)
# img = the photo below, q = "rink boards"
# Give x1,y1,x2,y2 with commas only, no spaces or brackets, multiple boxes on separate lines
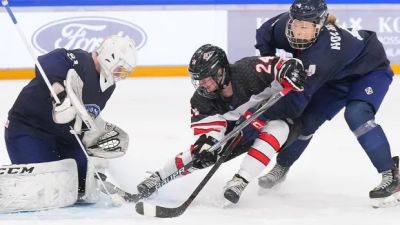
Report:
1,4,400,78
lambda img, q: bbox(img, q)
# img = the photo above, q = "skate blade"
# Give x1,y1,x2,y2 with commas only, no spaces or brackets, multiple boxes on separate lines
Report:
371,191,400,208
258,181,284,196
257,187,269,196
222,199,236,209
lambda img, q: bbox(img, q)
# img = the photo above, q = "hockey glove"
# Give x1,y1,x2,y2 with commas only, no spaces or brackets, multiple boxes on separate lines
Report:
278,58,307,92
192,134,221,169
51,82,77,124
83,117,129,158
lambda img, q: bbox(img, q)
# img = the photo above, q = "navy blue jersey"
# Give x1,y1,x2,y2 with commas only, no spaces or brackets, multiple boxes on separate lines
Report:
256,12,391,119
7,48,115,141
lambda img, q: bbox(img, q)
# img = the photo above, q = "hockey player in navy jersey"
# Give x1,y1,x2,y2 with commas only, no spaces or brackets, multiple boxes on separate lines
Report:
255,0,399,207
135,44,307,204
1,35,136,212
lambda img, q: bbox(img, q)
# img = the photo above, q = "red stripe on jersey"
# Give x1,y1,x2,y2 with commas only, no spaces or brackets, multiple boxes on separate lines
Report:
191,121,227,128
259,132,280,152
193,128,221,135
248,148,270,166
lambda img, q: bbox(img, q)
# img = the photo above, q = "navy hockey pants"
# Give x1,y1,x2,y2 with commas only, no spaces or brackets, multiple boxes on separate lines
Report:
4,128,88,192
277,69,394,173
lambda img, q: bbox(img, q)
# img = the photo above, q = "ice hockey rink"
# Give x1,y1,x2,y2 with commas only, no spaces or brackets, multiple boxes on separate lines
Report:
0,77,399,225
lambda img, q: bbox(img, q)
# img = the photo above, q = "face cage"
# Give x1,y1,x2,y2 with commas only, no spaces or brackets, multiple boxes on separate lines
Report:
285,18,323,50
191,77,218,99
190,65,227,99
110,60,132,82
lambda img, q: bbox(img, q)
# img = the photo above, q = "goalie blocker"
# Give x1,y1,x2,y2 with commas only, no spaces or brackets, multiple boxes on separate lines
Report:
0,159,78,213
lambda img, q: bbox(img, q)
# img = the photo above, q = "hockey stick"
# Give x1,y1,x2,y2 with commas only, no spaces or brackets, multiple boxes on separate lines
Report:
1,1,119,204
94,172,144,203
1,1,97,131
135,87,292,218
1,0,59,104
118,137,240,203
92,161,195,203
70,127,124,206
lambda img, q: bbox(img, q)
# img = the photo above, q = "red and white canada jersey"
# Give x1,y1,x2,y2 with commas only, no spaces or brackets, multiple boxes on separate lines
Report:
190,56,285,124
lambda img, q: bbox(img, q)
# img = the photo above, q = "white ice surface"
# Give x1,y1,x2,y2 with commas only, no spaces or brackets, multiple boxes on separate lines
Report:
0,77,399,225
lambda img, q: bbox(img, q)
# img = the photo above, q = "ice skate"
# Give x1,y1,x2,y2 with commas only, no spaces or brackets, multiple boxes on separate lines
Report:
223,174,249,204
258,163,289,191
370,156,400,208
137,171,162,198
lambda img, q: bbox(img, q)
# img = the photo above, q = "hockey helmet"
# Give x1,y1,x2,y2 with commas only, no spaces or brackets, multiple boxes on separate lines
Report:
286,0,328,50
96,35,137,91
188,44,230,99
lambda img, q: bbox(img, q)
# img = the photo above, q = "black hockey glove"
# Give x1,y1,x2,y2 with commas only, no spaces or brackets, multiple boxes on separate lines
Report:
192,134,220,169
278,58,307,92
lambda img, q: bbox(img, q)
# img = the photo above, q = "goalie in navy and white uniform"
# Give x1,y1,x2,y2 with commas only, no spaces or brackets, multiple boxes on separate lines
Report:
255,0,398,207
1,35,136,212
136,44,307,204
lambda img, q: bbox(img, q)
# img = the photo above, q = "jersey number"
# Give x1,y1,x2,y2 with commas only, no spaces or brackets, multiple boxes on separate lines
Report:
255,56,275,74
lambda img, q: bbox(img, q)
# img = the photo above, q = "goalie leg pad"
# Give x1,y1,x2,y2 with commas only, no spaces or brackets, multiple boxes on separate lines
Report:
78,158,124,206
78,159,99,203
0,159,78,213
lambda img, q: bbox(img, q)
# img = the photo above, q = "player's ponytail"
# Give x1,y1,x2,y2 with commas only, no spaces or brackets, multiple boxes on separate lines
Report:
326,14,337,25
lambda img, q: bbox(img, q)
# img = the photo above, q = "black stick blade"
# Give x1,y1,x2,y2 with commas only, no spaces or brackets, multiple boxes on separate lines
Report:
135,202,186,218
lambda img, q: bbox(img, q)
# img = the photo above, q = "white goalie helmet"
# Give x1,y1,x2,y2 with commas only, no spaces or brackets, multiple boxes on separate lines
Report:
96,35,137,91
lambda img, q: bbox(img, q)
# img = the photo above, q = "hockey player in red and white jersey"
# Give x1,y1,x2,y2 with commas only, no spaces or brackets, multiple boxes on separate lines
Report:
136,44,306,204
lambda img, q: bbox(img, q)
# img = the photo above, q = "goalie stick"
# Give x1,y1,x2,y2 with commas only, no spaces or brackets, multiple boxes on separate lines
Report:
97,161,195,203
135,87,292,218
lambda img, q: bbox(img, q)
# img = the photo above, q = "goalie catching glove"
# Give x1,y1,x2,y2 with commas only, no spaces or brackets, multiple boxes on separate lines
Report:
82,116,129,159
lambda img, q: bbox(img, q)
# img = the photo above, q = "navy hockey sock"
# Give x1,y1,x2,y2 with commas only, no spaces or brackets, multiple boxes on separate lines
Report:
277,135,312,167
356,123,393,172
345,101,393,172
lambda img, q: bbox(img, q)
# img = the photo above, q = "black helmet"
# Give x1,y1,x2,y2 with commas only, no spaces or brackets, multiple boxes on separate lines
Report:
286,0,328,50
188,44,230,99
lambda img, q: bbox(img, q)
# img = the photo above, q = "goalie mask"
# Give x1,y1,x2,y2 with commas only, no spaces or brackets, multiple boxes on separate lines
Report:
96,35,137,92
188,44,230,99
285,0,328,50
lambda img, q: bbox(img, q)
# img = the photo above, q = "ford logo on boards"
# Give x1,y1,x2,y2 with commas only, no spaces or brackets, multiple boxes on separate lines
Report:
32,17,147,53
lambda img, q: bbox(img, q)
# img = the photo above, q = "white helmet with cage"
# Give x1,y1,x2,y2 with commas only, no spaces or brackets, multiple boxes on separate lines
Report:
96,35,137,91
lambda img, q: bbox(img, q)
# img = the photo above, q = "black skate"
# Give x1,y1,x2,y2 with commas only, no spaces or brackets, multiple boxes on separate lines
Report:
137,171,162,198
258,163,289,190
369,156,400,208
223,174,249,204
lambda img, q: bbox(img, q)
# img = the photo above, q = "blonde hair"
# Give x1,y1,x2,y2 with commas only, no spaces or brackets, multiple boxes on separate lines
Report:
326,14,337,25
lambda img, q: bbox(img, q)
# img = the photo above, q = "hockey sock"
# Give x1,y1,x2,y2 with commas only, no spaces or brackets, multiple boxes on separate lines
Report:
238,120,288,182
356,122,393,172
345,101,393,172
276,135,312,167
